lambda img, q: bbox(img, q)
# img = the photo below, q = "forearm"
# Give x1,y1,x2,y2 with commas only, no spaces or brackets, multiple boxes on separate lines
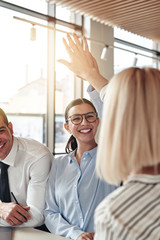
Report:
19,205,44,227
0,206,43,227
45,212,83,240
84,68,108,92
23,153,51,227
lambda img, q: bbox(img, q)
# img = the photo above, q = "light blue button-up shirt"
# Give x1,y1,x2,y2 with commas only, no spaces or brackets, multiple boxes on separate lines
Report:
44,147,117,240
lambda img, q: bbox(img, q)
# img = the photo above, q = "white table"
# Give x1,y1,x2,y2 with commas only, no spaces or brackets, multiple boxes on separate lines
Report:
12,228,69,240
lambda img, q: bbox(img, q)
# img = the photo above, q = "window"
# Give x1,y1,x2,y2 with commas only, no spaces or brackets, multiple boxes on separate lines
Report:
4,0,48,14
54,30,75,154
114,27,158,74
0,7,48,144
0,1,83,155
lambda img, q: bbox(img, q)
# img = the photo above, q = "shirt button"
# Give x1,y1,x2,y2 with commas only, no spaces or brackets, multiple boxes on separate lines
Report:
74,184,76,188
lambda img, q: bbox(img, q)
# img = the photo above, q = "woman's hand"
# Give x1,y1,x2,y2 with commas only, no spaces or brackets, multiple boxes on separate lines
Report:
58,33,99,80
58,33,108,92
77,232,94,240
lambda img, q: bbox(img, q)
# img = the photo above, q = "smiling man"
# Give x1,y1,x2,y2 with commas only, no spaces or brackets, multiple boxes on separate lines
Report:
0,108,53,228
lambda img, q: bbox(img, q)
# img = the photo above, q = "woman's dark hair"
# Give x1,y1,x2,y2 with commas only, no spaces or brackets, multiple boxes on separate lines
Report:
0,108,9,125
65,98,98,153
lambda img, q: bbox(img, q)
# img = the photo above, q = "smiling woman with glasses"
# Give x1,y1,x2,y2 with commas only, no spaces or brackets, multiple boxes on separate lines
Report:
44,98,117,240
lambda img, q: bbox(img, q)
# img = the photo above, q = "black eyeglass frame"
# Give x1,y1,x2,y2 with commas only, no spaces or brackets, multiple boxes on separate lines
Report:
66,112,98,125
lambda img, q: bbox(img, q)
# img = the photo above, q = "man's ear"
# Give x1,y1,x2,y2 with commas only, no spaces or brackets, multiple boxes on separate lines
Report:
8,122,14,135
64,123,71,134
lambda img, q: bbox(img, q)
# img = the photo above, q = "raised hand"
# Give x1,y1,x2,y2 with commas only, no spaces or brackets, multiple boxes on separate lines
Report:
58,33,108,92
58,33,98,79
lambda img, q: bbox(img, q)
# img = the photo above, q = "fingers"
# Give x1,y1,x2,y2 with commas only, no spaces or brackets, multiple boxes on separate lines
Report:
78,232,94,240
67,33,80,53
6,211,27,226
87,232,94,240
71,34,90,56
10,205,31,226
19,203,30,211
72,33,83,50
57,59,71,69
1,202,31,226
16,205,31,221
58,32,98,80
83,36,90,53
66,33,84,55
62,37,74,57
65,33,92,66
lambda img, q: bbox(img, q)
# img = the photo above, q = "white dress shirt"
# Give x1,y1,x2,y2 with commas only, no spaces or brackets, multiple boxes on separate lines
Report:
0,136,53,227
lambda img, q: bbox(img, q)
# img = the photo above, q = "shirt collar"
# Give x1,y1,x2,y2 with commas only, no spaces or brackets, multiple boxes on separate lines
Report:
69,146,97,164
85,147,97,159
125,173,160,184
2,137,17,167
69,150,76,164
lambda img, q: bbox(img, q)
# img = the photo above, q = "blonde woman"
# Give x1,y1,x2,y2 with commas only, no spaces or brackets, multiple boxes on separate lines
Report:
59,33,160,240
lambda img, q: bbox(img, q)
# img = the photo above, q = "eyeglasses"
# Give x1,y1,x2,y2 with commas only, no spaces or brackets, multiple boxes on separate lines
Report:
67,112,98,125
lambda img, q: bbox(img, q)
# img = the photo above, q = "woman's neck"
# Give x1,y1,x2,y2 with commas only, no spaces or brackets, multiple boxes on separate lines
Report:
133,163,160,175
75,141,97,165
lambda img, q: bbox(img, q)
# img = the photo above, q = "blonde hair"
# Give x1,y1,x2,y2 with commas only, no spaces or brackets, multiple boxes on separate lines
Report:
96,67,160,185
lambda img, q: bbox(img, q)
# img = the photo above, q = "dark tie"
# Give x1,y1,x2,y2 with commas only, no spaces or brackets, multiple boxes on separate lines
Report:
0,161,11,202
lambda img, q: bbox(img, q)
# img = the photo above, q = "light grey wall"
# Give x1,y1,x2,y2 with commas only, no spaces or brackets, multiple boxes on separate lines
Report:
83,18,114,81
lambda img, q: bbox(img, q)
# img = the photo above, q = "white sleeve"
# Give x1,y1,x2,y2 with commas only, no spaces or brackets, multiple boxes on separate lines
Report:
99,84,108,102
22,153,52,227
87,85,103,120
0,153,52,228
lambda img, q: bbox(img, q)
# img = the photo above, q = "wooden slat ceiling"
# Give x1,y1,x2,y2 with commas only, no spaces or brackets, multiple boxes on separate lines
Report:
47,0,160,43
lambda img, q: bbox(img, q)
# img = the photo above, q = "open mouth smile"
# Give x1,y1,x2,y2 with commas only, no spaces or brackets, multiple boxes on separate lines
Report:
79,129,92,133
0,143,5,150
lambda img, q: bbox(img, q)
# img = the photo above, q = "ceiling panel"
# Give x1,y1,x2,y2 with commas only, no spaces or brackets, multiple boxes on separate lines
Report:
47,0,160,43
